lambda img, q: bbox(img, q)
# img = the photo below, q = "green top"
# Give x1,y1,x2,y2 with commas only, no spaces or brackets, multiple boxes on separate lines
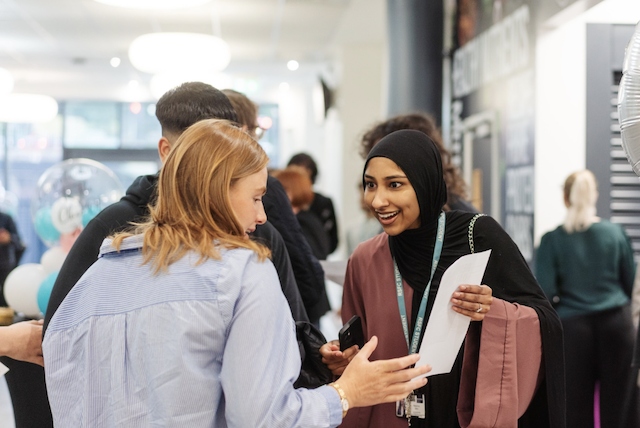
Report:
535,220,635,319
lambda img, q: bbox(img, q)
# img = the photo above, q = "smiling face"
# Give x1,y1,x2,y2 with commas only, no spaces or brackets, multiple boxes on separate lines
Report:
363,157,421,236
229,167,268,237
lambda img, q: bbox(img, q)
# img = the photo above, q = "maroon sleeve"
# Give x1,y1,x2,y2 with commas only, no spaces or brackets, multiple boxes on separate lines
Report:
457,298,543,428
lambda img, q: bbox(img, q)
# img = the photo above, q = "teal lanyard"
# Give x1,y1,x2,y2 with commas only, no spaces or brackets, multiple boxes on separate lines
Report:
394,211,446,354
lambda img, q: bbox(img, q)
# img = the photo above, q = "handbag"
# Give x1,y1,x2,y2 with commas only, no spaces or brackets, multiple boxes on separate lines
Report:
468,213,485,254
294,321,334,389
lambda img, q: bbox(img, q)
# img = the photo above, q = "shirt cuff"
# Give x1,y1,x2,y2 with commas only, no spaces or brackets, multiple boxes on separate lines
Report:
317,384,343,426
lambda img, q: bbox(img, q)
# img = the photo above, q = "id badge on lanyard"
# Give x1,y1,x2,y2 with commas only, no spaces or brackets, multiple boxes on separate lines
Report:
393,212,445,425
395,392,426,421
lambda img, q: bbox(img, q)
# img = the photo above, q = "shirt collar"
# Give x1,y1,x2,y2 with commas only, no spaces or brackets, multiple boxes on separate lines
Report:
99,234,143,257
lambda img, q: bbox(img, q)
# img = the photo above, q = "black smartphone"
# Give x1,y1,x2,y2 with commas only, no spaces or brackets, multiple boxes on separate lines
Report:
339,315,365,351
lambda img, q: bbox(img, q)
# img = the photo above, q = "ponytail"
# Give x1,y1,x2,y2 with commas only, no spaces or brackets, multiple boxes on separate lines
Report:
563,170,598,233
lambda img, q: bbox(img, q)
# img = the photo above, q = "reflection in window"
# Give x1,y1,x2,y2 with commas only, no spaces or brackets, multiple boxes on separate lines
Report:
258,103,279,168
63,102,119,149
6,120,63,165
62,101,161,150
121,102,160,149
3,119,64,264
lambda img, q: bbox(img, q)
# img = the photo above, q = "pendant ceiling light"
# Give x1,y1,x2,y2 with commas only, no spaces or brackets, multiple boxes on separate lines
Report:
0,68,14,96
128,33,231,74
94,0,211,9
0,94,58,123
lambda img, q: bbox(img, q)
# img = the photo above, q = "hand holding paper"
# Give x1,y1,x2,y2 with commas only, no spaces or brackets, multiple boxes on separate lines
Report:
415,249,491,377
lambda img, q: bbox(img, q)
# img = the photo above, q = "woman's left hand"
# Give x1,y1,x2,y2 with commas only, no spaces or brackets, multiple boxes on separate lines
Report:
450,284,493,321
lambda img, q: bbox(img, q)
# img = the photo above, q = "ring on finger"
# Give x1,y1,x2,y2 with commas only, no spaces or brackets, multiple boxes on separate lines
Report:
476,304,482,313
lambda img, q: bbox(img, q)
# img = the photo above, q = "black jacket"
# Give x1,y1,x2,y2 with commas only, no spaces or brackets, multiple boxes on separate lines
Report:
0,211,24,272
44,173,308,334
264,176,330,323
296,209,330,261
309,192,338,254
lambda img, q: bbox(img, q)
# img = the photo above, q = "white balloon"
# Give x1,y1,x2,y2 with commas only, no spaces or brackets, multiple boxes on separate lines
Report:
618,22,640,176
50,197,83,234
40,247,67,274
4,263,48,317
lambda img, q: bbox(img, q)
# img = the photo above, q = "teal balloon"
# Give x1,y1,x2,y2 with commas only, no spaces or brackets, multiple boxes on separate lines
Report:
34,207,60,245
37,271,58,315
82,205,102,227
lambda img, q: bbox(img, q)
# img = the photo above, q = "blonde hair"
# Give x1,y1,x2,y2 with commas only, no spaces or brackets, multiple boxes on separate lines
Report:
112,119,270,272
563,169,599,233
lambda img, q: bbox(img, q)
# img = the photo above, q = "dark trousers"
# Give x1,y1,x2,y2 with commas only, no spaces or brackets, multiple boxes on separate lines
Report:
562,305,639,428
1,357,52,428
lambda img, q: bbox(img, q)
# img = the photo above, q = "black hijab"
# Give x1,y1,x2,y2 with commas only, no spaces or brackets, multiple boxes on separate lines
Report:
364,129,447,293
364,132,565,427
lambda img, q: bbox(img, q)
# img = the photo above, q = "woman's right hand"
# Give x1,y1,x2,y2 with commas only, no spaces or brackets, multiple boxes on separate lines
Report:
319,340,360,376
334,336,430,409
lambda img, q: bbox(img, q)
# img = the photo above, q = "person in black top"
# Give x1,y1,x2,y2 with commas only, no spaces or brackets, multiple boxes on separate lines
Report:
287,153,340,255
0,211,24,308
271,166,331,261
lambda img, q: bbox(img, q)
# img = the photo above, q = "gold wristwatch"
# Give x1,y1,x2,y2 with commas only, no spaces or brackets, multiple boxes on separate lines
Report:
330,382,349,418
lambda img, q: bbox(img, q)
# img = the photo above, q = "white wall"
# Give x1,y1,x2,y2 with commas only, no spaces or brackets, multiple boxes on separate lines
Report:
534,0,640,245
334,43,387,259
534,16,587,244
274,0,387,260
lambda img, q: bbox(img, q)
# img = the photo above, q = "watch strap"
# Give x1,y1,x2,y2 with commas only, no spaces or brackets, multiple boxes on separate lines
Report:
329,382,349,418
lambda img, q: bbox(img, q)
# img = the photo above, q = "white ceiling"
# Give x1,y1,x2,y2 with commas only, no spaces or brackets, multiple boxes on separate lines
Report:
0,0,384,101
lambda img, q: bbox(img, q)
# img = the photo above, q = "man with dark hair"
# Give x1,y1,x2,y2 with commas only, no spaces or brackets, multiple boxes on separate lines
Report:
3,82,307,428
221,88,259,134
43,82,245,333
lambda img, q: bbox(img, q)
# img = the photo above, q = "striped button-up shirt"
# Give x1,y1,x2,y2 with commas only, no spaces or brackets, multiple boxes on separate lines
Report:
44,235,342,427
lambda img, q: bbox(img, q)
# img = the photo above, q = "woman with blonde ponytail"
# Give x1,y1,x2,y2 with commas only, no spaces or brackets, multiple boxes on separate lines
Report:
562,170,599,233
537,169,639,428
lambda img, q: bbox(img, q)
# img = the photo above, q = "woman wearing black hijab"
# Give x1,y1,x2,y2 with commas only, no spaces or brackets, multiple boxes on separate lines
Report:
325,130,565,427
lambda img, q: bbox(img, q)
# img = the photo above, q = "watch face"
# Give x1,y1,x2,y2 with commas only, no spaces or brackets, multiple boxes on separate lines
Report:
342,399,349,412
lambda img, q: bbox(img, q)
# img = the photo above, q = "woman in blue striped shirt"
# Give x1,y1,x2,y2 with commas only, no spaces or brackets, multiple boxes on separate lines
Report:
43,119,430,428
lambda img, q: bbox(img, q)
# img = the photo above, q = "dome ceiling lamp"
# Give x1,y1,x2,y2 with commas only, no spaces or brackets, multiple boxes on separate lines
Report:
0,68,14,96
128,32,231,75
0,94,58,123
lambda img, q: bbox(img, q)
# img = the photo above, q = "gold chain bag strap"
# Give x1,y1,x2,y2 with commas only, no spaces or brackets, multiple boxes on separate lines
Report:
467,213,486,254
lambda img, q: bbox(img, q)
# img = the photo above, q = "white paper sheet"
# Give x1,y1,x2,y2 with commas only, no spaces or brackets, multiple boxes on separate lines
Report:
0,362,8,377
415,249,491,377
319,260,348,286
